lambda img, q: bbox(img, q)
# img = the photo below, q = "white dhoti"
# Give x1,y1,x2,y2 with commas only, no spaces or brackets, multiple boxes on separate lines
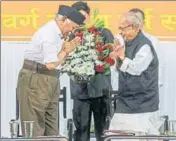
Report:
108,111,163,141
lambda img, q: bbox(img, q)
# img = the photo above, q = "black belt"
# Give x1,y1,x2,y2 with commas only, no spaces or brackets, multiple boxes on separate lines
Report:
22,60,59,77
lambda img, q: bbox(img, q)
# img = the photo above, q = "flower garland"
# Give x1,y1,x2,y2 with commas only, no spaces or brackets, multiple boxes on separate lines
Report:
61,9,115,83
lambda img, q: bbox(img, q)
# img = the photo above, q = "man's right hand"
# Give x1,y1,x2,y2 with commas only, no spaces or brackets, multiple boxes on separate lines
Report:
62,37,81,54
46,37,81,70
110,51,118,60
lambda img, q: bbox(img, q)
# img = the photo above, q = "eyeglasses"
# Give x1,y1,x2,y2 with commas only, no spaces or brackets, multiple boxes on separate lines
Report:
118,24,133,31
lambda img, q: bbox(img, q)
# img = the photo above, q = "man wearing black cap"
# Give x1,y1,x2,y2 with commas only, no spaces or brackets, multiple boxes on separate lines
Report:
70,2,114,141
16,5,85,137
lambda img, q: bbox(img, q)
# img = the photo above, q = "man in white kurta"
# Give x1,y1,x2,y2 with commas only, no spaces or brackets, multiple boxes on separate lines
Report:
109,12,162,141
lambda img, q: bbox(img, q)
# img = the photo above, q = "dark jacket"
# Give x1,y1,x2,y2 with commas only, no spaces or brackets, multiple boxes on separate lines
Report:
115,31,159,113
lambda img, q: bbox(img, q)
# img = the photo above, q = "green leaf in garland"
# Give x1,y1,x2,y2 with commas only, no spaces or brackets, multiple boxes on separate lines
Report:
102,69,111,75
102,49,110,57
84,25,89,30
104,63,110,69
95,19,105,27
96,19,105,28
95,36,104,42
92,18,100,25
91,8,105,28
93,8,99,20
84,30,89,36
102,63,111,75
96,22,104,28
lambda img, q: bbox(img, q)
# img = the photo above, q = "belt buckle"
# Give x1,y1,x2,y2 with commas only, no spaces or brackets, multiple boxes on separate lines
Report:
36,64,45,73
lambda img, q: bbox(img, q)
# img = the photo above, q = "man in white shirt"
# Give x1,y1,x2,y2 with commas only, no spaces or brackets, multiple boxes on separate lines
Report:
111,8,164,91
109,12,160,140
16,5,85,137
129,8,164,87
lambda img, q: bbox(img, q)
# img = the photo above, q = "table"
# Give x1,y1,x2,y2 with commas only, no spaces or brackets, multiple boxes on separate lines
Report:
1,136,68,141
101,135,176,141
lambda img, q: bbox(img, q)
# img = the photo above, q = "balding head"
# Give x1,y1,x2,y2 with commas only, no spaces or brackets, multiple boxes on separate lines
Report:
129,8,145,28
119,12,142,28
118,12,141,41
129,8,145,22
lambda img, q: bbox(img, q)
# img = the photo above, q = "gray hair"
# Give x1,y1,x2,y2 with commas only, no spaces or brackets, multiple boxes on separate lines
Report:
55,14,72,23
55,14,64,18
121,12,142,27
129,8,145,21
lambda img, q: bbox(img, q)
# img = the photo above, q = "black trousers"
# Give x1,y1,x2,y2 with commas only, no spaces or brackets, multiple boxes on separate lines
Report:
73,97,107,141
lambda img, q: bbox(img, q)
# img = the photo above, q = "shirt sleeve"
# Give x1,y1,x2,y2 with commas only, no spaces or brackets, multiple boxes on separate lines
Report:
42,41,60,64
119,44,153,75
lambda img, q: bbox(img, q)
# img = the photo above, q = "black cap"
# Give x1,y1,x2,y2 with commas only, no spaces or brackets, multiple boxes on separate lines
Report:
71,2,90,15
57,5,85,25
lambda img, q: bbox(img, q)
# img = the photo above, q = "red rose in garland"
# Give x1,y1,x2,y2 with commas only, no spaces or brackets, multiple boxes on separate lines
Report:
61,9,115,83
94,31,101,36
98,56,105,61
96,41,103,47
105,57,115,65
75,33,84,39
88,26,96,33
96,46,103,53
95,65,105,72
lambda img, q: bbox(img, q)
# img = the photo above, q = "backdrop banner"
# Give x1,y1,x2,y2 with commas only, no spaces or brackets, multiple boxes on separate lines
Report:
1,1,176,41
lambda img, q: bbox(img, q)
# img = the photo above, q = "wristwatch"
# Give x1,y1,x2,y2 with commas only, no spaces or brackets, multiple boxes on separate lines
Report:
117,56,125,68
119,55,125,61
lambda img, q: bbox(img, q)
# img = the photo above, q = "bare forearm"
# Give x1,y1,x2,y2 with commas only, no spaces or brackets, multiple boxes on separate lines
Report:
45,37,81,70
46,50,67,70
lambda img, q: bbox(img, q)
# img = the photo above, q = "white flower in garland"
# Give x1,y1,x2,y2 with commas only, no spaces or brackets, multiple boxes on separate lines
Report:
60,9,115,83
85,34,95,42
60,31,98,82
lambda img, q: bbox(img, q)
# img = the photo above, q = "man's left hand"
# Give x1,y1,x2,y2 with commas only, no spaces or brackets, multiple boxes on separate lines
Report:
110,47,125,60
117,47,125,60
110,51,118,60
62,37,81,54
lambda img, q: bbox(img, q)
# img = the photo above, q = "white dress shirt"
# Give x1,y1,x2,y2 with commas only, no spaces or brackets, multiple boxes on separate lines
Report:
120,44,153,75
24,19,64,69
111,44,153,90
